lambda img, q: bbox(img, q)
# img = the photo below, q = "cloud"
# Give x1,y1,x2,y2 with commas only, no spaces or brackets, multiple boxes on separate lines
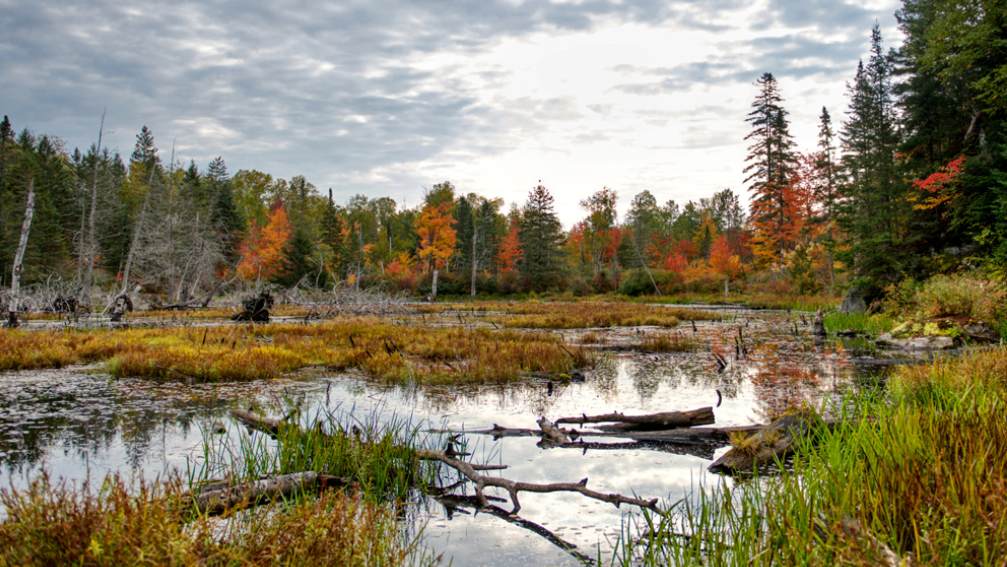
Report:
0,0,901,223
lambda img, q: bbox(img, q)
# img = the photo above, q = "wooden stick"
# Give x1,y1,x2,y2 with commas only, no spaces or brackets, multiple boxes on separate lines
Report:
417,449,658,515
536,416,572,445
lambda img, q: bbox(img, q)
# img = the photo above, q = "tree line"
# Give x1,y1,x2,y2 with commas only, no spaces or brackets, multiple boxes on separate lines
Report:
2,0,1005,306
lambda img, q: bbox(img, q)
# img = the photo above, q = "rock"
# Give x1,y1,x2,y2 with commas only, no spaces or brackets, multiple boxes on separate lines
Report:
839,287,867,314
877,333,954,350
962,323,999,343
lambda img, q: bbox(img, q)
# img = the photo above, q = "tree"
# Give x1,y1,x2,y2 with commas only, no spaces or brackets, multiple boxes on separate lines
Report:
206,157,243,262
709,234,741,296
840,25,906,293
744,72,798,266
518,183,565,291
415,190,456,300
497,214,522,278
237,202,292,286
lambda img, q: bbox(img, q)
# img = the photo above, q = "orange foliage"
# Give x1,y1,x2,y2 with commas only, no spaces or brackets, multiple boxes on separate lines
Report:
497,220,522,275
709,234,741,279
237,202,291,281
663,252,688,273
415,202,456,270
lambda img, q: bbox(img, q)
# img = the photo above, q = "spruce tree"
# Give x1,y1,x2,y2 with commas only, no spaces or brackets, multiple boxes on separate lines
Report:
206,157,243,261
744,72,797,265
840,25,906,293
518,182,565,291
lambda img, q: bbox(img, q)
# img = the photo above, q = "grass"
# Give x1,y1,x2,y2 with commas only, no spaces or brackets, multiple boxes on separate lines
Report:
0,318,595,383
0,410,435,566
823,311,895,337
615,347,1007,565
422,300,721,328
0,473,424,567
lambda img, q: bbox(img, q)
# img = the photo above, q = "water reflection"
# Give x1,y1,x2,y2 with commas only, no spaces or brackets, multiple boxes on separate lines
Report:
0,308,903,565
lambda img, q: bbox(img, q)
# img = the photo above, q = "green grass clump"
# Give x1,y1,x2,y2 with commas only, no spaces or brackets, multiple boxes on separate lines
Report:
616,347,1007,566
823,311,895,336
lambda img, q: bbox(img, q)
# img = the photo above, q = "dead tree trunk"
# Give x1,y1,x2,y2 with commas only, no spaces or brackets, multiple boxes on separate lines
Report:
82,111,104,307
555,407,715,431
6,178,35,328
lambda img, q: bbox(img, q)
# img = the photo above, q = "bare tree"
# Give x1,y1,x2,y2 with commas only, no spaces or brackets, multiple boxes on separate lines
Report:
81,111,105,306
6,179,35,327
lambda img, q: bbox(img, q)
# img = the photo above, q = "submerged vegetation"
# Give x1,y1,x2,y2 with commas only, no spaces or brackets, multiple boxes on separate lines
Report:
0,317,594,383
619,347,1007,565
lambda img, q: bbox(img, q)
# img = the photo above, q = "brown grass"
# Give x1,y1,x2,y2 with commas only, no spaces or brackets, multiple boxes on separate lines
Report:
0,318,594,383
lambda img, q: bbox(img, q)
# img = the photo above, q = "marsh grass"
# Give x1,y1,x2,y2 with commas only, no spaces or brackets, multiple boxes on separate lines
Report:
616,347,1007,566
0,318,594,383
0,473,422,567
823,312,895,336
629,292,839,312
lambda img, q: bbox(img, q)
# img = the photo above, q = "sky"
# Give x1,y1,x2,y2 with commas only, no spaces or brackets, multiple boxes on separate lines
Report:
1,0,902,226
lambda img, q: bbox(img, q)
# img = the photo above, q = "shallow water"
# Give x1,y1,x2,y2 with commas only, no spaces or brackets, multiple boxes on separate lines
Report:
0,307,907,565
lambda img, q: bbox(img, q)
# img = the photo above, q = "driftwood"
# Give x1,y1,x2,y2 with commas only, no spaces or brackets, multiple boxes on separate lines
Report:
232,408,284,435
190,472,352,516
707,414,816,474
554,407,715,431
417,449,658,515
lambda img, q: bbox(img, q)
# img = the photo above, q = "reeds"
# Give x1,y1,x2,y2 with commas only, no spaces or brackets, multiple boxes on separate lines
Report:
616,347,1007,565
424,300,721,328
637,333,703,353
823,311,895,336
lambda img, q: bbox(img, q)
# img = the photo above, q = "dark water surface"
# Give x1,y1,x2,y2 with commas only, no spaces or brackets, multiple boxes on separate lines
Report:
0,307,906,565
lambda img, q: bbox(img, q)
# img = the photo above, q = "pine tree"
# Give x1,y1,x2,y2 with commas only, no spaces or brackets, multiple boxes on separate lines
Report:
205,157,243,262
744,72,798,266
518,182,565,291
130,125,159,169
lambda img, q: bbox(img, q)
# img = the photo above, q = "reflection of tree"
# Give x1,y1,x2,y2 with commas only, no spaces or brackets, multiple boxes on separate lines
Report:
748,340,855,422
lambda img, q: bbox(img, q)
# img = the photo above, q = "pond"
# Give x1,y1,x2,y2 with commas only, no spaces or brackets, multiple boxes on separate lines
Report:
0,307,912,565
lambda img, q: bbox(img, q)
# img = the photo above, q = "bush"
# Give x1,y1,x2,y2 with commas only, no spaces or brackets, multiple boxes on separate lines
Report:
890,273,1007,324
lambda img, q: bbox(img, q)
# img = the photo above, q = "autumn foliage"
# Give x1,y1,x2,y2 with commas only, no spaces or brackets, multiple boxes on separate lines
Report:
237,202,292,281
415,201,456,271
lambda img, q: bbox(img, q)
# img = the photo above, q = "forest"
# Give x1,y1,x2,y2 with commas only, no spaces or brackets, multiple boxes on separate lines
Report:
2,1,1007,566
2,8,1006,313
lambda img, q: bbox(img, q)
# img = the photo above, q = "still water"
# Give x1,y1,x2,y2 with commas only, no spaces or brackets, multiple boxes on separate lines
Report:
0,308,902,565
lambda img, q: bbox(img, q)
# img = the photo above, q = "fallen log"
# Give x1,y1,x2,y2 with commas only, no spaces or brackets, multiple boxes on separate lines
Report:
596,424,764,445
707,413,817,474
190,472,352,516
555,407,715,431
417,449,658,515
231,408,284,436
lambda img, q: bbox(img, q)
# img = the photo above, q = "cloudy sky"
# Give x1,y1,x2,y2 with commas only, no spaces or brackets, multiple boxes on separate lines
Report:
1,0,901,225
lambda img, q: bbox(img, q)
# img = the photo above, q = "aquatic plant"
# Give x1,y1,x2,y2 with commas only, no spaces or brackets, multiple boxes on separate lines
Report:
822,311,895,336
637,333,703,353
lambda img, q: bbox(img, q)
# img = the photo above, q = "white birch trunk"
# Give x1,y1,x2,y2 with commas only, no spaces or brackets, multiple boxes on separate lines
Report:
7,179,35,327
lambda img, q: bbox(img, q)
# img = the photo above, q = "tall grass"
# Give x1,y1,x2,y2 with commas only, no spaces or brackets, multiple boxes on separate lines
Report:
0,473,425,566
823,312,895,336
616,347,1007,565
421,300,722,328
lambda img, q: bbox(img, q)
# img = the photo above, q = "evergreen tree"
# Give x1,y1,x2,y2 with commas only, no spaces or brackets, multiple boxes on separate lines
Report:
840,25,907,293
206,157,243,262
744,72,798,265
518,182,565,291
130,125,159,169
